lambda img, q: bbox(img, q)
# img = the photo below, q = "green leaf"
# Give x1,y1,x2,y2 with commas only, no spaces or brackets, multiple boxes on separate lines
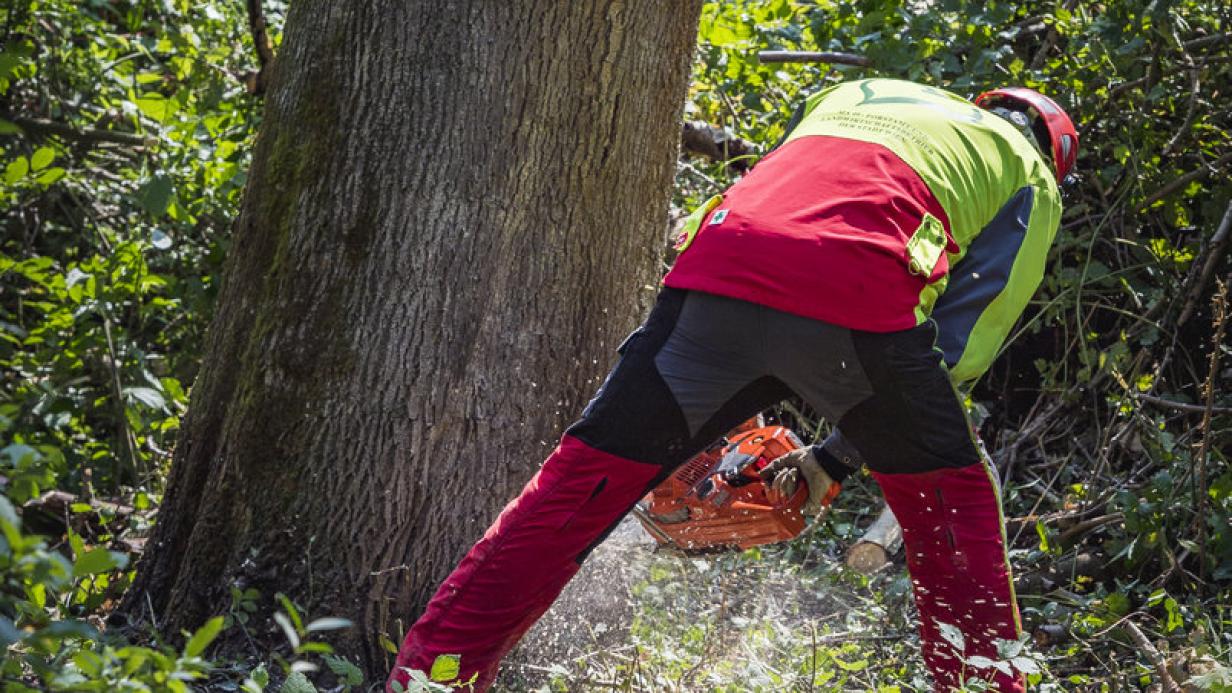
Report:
65,268,91,288
996,636,1026,660
834,657,868,671
1035,520,1052,553
273,612,300,650
184,616,225,657
324,655,363,686
278,671,317,693
304,617,353,633
0,56,22,82
0,617,22,648
938,622,965,652
429,653,460,682
136,174,176,217
67,529,86,560
124,386,167,410
1164,597,1183,632
4,156,29,184
277,593,304,633
35,619,98,641
0,496,20,529
35,167,66,186
134,93,179,122
1011,656,1041,675
73,649,103,676
0,42,33,81
30,147,54,171
72,547,127,577
151,228,173,249
966,654,1012,676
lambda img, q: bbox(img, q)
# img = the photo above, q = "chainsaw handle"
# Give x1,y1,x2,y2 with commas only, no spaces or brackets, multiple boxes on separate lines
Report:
721,467,758,487
730,500,775,513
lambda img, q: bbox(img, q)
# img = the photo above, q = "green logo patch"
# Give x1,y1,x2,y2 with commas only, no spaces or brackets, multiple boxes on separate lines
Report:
906,213,947,277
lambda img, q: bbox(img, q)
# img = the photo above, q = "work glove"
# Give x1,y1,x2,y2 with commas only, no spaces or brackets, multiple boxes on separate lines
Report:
759,447,841,517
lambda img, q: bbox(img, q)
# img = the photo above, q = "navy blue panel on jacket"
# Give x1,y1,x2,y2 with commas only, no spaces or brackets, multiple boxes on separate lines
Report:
932,186,1035,372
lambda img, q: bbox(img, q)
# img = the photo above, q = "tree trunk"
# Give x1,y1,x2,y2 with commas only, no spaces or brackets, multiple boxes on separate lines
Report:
120,0,702,681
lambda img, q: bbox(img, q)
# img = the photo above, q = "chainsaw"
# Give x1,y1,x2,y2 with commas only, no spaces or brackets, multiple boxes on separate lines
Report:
632,418,812,552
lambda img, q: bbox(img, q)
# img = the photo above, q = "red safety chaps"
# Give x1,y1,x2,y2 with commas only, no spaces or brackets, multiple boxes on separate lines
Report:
388,289,1024,692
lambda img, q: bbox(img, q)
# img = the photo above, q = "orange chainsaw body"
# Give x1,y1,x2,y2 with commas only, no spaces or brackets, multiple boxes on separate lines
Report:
635,421,809,551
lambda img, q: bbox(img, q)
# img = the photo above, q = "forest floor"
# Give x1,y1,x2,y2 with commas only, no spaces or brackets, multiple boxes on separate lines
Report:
498,515,930,692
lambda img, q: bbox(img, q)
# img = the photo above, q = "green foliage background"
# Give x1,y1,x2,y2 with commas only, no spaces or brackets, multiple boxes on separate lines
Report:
665,1,1232,690
1,0,1230,690
0,0,283,689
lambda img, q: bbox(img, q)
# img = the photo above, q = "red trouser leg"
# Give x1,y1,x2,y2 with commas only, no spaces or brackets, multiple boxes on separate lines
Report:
386,435,659,692
873,464,1025,693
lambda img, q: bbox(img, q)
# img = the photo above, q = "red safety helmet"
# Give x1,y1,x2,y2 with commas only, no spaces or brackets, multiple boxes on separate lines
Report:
975,87,1078,184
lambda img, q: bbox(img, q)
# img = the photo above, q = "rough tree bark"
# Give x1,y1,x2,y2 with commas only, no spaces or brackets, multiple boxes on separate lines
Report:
120,0,703,681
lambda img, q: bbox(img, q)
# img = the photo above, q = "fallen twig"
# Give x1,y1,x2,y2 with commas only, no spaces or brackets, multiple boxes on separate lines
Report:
1033,623,1069,647
21,490,135,538
1122,620,1182,693
1056,512,1123,547
1005,505,1109,538
1017,551,1107,594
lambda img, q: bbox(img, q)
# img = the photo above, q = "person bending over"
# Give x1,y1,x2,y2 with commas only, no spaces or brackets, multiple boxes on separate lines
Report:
388,77,1078,693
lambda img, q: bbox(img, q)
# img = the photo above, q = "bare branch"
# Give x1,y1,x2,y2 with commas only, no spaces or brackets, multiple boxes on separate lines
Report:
1177,200,1232,327
1136,393,1232,415
1056,513,1124,547
1107,75,1149,100
245,0,275,95
1139,151,1232,210
757,50,871,68
1160,62,1200,157
1184,31,1232,50
1192,276,1230,582
681,120,757,171
11,116,152,147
